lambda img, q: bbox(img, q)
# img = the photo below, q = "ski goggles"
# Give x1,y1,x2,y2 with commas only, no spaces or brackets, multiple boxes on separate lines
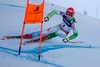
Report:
66,12,73,16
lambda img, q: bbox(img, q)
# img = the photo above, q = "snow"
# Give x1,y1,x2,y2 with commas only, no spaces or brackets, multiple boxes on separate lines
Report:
46,0,100,19
0,0,100,67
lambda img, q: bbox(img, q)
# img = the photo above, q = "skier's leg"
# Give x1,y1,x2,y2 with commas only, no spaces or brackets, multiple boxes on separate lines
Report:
41,32,57,41
23,27,66,39
55,30,67,38
42,29,67,40
21,29,56,39
30,25,60,40
23,32,58,45
43,25,67,40
23,34,32,39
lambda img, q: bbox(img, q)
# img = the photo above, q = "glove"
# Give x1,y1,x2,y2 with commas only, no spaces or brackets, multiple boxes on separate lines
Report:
62,38,69,43
44,17,49,22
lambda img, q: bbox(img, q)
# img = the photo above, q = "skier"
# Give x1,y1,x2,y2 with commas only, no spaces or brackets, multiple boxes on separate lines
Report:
3,7,78,44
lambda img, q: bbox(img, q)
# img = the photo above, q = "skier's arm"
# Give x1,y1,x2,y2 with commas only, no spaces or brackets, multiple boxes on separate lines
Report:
68,23,78,40
44,10,64,22
63,23,78,42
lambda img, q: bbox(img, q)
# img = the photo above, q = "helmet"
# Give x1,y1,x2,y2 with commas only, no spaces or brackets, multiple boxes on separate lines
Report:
66,7,75,16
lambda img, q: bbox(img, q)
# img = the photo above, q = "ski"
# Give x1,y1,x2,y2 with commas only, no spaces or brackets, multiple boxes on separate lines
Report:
68,41,92,47
2,36,21,40
23,35,48,45
23,39,39,45
68,41,84,43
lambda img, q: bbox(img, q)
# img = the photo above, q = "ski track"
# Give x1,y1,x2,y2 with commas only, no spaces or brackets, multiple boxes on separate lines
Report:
0,2,100,67
0,44,96,55
0,44,97,67
0,45,66,67
0,3,25,8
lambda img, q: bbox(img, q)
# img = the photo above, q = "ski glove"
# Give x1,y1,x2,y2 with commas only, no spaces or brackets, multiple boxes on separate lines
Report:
44,17,49,22
62,38,69,43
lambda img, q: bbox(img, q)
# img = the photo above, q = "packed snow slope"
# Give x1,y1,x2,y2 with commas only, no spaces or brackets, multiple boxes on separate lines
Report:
0,0,100,67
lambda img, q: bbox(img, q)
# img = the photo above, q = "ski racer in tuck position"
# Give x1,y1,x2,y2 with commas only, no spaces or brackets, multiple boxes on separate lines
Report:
3,7,78,44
